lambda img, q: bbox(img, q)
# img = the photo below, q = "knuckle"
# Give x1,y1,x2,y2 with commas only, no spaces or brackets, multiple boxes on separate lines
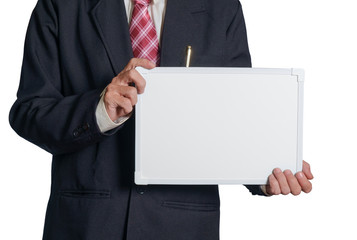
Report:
113,74,124,84
111,76,118,83
127,69,135,79
125,98,134,108
104,91,115,100
129,58,136,65
106,84,115,92
128,86,137,96
123,105,133,115
122,97,131,105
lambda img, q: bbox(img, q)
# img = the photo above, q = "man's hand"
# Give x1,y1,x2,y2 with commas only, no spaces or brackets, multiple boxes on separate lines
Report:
264,160,313,196
104,58,155,121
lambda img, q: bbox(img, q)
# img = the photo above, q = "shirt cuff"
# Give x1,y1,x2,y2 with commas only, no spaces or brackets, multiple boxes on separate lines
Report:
95,87,132,133
260,185,271,196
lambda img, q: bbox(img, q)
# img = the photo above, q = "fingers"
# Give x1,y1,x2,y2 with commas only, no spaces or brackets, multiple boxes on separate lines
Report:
266,174,280,195
105,94,133,121
284,170,302,196
296,172,313,193
266,168,290,195
118,86,138,106
273,168,290,195
104,58,154,121
266,168,308,196
302,160,314,180
112,58,155,94
106,85,138,105
104,85,138,121
123,58,156,71
108,95,133,115
112,68,146,94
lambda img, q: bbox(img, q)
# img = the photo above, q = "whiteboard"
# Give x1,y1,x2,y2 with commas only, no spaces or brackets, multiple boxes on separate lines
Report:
135,67,304,185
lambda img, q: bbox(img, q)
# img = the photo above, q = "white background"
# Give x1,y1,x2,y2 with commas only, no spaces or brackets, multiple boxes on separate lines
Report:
1,0,356,239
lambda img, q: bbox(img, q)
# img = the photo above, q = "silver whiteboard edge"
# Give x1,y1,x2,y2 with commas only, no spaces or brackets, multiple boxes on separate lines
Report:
135,99,142,178
137,67,304,77
135,172,269,185
296,69,305,172
135,67,305,185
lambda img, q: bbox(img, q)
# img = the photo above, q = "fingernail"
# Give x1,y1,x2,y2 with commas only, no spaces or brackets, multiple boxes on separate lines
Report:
274,168,282,174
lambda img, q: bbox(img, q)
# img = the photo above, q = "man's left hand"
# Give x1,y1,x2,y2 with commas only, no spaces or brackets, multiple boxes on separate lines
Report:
263,160,313,196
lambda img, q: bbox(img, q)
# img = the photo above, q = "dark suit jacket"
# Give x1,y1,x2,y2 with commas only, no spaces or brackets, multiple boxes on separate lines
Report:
9,0,265,239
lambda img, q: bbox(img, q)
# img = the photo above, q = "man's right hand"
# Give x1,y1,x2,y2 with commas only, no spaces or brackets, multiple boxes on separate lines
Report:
103,58,155,121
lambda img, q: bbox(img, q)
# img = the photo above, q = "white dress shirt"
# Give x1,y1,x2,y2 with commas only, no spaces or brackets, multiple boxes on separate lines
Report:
95,0,167,133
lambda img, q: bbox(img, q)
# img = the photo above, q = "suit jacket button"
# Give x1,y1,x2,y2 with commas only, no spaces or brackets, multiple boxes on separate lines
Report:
73,130,79,137
83,123,90,131
136,186,146,195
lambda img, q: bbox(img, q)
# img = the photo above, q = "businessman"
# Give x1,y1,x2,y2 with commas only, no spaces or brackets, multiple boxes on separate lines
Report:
9,0,313,239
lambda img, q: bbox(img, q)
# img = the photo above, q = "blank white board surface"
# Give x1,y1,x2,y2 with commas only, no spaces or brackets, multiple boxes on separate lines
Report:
135,67,304,185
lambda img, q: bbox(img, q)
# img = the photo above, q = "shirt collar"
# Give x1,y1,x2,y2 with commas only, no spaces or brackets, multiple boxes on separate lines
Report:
132,0,161,5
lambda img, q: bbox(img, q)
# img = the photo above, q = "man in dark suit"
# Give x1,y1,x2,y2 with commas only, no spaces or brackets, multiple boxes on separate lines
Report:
9,0,313,239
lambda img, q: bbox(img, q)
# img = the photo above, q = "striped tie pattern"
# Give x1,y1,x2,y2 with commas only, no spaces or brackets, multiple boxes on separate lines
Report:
129,0,160,66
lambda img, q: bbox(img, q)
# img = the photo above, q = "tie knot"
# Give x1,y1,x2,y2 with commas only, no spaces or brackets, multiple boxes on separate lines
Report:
134,0,151,6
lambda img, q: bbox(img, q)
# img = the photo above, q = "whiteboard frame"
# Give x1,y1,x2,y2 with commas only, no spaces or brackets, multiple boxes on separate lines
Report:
135,67,304,185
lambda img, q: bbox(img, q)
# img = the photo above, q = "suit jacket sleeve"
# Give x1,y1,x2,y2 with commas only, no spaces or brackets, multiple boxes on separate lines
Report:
224,1,267,196
9,0,122,155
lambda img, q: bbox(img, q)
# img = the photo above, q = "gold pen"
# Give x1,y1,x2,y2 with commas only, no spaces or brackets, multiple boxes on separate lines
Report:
185,46,192,67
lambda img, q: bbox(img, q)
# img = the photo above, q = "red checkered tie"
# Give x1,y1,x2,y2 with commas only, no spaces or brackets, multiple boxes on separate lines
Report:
129,0,160,66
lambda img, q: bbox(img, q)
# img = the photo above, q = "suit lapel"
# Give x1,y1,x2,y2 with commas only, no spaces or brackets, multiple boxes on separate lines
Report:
90,0,206,71
90,0,133,75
